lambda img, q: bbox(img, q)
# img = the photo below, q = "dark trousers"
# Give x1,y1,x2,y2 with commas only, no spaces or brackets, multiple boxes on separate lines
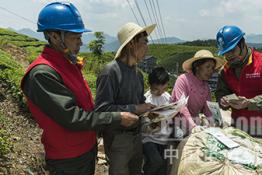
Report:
45,146,97,175
103,132,143,175
143,142,167,175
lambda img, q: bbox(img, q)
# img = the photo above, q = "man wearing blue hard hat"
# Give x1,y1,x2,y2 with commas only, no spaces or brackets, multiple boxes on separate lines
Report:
215,25,262,137
20,2,139,174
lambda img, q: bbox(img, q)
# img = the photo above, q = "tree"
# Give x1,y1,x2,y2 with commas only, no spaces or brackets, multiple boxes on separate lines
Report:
88,32,105,57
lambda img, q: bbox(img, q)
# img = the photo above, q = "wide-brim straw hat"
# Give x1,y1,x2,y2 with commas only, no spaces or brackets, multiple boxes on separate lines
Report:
182,49,224,72
114,22,156,59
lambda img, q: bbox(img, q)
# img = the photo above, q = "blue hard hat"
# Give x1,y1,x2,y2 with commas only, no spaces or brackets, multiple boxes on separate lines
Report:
216,25,245,55
37,2,91,33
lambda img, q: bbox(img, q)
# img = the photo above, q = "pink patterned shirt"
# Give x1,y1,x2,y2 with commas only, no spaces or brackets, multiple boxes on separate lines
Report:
171,72,212,129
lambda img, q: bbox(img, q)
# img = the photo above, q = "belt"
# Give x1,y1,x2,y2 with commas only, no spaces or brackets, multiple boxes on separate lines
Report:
118,127,140,135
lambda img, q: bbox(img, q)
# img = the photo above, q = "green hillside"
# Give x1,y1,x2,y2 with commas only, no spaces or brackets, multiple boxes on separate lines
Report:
0,28,224,106
0,28,45,63
149,43,219,74
148,44,221,90
0,28,47,109
149,43,217,61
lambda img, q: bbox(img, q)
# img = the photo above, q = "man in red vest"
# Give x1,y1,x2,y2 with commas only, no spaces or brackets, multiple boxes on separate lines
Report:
216,25,262,137
20,2,138,175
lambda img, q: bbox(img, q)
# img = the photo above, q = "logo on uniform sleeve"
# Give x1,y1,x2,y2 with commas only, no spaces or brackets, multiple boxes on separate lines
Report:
246,72,261,79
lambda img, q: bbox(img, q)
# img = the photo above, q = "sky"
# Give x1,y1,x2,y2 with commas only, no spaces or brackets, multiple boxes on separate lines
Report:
1,0,262,41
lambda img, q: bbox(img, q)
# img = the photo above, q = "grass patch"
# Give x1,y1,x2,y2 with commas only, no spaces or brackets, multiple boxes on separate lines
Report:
0,114,12,156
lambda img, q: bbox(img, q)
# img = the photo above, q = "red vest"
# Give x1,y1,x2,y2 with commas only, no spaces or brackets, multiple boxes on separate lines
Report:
21,47,96,159
223,49,262,127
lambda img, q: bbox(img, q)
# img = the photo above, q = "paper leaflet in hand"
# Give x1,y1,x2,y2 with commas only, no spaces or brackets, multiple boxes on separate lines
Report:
143,94,188,123
224,93,241,103
206,101,223,127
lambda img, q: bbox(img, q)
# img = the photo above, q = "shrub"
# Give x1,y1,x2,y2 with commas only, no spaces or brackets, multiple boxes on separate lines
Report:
0,50,25,108
0,129,12,156
0,114,12,156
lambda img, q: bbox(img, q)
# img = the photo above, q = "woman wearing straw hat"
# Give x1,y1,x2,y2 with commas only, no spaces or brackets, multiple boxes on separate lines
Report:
171,50,224,135
95,22,156,175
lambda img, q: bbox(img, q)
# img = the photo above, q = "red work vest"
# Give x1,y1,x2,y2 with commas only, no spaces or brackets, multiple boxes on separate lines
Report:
21,47,96,159
223,49,262,128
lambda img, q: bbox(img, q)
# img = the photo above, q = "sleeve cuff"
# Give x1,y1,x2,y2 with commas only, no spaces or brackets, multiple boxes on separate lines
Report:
247,99,258,110
111,112,122,125
128,104,136,113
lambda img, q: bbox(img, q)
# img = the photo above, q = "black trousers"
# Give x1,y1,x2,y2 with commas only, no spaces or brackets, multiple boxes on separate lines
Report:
143,142,167,175
45,146,97,175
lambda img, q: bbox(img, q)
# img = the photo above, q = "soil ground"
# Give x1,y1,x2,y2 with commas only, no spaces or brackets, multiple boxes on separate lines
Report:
0,83,108,175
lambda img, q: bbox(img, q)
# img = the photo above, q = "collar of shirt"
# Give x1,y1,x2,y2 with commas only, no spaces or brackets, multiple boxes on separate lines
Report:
233,48,251,78
188,72,207,87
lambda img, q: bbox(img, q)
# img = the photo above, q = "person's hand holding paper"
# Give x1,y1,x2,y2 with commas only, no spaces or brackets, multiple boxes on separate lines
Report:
223,93,249,110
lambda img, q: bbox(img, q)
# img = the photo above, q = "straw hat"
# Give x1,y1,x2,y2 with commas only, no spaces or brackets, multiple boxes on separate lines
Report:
114,22,156,59
182,49,224,72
